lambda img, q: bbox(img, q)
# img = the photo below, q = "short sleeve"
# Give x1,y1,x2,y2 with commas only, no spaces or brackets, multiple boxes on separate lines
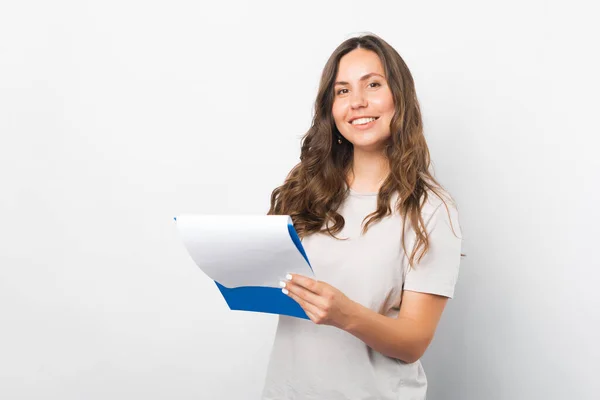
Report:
402,201,463,298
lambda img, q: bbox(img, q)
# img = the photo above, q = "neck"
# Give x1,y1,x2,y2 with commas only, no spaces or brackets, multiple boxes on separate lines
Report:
347,147,390,193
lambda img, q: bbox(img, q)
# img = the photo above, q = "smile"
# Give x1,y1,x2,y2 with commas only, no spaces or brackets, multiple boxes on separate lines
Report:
349,117,379,129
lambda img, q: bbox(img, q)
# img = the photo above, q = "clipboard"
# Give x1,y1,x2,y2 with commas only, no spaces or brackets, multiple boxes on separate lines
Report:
174,215,314,319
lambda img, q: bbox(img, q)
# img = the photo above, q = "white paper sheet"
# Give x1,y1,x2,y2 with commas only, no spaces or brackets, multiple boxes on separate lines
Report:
175,214,315,289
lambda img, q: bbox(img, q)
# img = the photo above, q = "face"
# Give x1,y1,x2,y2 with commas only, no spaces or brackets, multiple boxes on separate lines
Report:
332,48,395,152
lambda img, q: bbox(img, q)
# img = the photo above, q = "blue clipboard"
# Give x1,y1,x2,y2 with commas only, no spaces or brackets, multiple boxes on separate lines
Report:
175,217,313,320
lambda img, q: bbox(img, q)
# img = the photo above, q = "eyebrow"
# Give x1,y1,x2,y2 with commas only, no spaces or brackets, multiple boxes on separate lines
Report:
334,72,385,86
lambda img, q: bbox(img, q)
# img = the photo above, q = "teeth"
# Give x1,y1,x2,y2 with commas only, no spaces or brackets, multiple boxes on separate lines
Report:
351,117,377,125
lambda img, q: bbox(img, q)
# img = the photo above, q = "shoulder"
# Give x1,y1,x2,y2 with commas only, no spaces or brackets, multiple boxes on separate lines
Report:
420,188,461,233
421,187,455,214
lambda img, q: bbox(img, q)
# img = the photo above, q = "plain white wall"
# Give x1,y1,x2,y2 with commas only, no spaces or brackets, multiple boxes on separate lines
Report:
1,1,599,399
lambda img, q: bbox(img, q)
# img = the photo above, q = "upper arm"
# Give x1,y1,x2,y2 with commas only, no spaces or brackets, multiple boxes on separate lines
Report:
396,198,463,360
402,200,463,298
397,290,449,357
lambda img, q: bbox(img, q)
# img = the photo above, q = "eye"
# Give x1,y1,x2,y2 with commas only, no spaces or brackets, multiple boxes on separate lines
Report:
336,88,348,95
369,82,381,88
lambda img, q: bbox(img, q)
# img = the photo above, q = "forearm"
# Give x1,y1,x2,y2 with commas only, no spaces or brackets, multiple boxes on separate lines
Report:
343,301,431,364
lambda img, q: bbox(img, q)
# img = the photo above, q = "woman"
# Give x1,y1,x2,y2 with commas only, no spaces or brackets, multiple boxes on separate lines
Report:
262,33,463,400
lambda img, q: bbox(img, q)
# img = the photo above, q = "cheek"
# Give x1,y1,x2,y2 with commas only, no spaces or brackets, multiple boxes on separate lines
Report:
332,102,346,125
384,94,395,115
372,92,395,115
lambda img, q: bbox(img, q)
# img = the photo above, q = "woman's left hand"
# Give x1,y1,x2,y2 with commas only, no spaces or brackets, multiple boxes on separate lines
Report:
281,273,358,329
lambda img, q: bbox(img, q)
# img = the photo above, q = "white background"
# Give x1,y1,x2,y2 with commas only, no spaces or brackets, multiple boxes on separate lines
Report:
1,1,599,399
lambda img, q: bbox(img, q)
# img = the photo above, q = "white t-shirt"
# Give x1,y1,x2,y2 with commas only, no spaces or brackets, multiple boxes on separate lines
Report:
261,187,463,400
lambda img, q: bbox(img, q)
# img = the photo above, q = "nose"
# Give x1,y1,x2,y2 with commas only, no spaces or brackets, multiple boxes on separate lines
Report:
350,88,367,109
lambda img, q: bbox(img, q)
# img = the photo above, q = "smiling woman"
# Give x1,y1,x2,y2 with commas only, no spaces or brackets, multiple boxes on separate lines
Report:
263,33,464,400
332,50,396,152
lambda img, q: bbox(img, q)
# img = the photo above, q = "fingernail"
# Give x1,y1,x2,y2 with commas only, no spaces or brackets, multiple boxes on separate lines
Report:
282,288,289,295
279,281,286,288
286,274,293,280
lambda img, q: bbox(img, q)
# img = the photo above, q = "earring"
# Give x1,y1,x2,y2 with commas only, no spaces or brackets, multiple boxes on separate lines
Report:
337,135,343,144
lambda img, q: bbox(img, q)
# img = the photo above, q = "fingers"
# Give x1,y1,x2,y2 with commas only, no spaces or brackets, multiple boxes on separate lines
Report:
284,288,321,322
286,274,322,295
281,279,324,309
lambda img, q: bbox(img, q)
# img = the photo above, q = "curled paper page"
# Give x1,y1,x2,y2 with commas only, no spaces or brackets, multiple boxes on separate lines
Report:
174,214,314,289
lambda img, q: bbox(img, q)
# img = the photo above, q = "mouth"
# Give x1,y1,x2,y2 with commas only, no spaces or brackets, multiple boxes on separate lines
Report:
348,116,379,129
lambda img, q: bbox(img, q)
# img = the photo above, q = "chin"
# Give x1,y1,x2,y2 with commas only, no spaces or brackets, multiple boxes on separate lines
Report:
351,141,388,152
348,133,389,147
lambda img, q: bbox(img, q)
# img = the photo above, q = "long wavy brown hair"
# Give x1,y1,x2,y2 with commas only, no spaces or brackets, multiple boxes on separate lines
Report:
267,33,462,269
